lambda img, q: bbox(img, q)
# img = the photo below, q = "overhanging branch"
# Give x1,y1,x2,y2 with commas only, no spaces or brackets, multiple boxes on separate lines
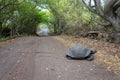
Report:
91,12,112,26
0,2,21,10
82,0,97,13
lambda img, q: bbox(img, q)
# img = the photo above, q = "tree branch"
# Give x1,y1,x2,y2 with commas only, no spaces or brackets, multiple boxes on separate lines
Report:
94,0,104,16
113,0,120,12
82,0,96,13
91,12,112,26
0,2,21,10
104,0,117,14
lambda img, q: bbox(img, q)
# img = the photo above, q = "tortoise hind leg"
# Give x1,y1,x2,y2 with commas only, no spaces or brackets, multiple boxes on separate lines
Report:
66,55,73,60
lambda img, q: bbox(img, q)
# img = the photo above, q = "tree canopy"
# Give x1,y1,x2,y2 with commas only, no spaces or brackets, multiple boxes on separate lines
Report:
0,0,120,39
0,0,52,37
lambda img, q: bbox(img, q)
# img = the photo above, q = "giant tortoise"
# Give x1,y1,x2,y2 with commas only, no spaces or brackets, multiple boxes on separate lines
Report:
66,43,97,61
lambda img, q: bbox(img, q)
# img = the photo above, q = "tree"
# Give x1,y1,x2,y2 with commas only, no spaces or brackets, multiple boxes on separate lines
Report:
0,0,21,36
38,0,71,34
82,0,120,32
0,0,44,37
46,0,66,34
40,0,92,34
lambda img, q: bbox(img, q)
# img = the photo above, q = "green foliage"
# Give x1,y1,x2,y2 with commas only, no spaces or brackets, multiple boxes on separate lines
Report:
0,0,53,37
38,10,53,23
15,1,41,34
41,0,97,34
0,0,102,38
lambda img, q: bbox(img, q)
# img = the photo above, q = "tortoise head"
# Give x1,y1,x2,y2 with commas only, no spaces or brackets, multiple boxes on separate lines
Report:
91,50,97,54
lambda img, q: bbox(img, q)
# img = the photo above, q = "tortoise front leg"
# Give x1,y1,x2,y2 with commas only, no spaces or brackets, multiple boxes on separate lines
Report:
86,54,94,61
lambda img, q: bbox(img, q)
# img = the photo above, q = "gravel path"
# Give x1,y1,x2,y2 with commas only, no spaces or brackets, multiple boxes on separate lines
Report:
0,36,120,80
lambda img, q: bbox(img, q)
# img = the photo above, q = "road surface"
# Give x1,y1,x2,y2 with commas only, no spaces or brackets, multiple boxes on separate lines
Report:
0,36,120,80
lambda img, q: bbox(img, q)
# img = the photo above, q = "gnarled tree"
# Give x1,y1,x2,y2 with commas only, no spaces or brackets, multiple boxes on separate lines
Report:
82,0,120,32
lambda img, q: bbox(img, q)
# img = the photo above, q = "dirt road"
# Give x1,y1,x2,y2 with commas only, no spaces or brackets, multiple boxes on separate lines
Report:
0,36,120,80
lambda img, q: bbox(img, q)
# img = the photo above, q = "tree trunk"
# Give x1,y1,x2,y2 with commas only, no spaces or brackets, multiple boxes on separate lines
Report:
0,21,2,35
82,0,120,32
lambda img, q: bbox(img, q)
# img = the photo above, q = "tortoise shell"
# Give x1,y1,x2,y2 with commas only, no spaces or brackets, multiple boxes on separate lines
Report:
66,43,91,58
